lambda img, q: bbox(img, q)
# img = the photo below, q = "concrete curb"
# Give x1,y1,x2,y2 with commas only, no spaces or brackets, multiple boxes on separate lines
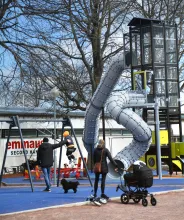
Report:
0,201,91,216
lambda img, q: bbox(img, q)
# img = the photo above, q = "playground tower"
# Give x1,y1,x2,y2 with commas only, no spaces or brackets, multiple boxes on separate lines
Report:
124,17,182,174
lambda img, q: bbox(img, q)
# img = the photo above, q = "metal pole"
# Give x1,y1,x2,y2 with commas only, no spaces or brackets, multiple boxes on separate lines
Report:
16,116,34,191
155,98,162,180
0,124,12,187
68,117,93,187
102,108,105,141
57,125,65,187
53,97,57,185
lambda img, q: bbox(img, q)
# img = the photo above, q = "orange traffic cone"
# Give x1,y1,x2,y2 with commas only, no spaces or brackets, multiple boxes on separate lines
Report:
24,169,29,179
35,165,40,180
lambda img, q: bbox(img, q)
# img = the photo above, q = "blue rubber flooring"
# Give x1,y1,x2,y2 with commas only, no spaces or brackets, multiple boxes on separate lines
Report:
1,176,184,215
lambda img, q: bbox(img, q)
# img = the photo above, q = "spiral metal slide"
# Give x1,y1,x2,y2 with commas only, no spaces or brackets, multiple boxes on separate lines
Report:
83,53,152,178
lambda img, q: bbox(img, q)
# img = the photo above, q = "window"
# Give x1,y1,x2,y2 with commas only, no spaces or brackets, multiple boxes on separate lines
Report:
110,129,122,136
122,130,132,136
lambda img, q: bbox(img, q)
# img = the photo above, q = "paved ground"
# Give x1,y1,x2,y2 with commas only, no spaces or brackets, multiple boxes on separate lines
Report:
1,190,184,220
1,175,184,219
1,178,184,215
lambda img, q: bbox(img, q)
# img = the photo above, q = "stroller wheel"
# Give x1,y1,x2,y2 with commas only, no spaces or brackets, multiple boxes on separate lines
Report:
120,193,129,204
142,198,148,207
133,198,141,203
150,197,157,206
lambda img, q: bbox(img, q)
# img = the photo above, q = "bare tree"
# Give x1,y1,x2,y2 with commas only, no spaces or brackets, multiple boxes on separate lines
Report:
0,0,134,110
36,0,133,93
0,0,66,106
1,0,184,110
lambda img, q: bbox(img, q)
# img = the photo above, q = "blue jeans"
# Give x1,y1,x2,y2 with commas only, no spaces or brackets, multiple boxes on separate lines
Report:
41,167,51,189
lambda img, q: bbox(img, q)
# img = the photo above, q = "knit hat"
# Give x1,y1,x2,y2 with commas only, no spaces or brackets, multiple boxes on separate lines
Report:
63,131,69,137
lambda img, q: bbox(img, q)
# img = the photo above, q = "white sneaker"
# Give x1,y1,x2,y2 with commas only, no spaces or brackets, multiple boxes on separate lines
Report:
99,198,107,204
93,198,101,206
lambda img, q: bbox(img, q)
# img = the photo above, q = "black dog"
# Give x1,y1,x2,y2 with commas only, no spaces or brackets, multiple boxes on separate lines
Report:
60,178,80,193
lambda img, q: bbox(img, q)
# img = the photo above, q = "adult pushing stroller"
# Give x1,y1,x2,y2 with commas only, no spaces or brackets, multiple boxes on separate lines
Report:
116,161,157,207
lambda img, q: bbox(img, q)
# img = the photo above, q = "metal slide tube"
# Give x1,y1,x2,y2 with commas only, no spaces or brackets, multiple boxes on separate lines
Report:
83,54,126,151
83,53,152,178
106,91,152,178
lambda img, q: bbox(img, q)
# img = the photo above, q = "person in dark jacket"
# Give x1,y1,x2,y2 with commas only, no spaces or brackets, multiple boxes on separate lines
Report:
63,131,76,164
93,139,118,200
37,137,67,192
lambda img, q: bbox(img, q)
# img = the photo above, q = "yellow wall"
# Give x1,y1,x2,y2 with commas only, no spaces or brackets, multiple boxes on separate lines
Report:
152,130,168,145
171,142,184,158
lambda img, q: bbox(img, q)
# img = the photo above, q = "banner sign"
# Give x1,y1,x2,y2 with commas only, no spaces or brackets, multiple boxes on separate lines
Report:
5,139,43,157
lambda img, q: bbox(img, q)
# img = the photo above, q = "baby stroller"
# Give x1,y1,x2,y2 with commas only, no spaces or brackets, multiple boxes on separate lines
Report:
116,161,157,207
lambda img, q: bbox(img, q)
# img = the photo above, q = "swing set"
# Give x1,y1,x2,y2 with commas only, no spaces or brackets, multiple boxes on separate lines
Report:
0,115,93,192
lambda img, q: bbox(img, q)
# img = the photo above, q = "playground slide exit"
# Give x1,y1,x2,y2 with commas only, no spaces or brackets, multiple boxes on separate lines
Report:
83,53,152,178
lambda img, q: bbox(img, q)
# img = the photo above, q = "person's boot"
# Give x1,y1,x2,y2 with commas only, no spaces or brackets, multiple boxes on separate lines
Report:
101,193,109,200
43,188,51,192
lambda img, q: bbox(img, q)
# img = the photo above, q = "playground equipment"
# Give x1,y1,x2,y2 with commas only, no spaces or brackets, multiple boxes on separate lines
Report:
126,17,183,175
83,17,184,177
0,116,92,191
142,132,184,174
83,53,153,178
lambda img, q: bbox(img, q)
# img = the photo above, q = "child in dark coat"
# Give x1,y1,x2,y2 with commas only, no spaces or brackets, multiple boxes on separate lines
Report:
63,131,76,164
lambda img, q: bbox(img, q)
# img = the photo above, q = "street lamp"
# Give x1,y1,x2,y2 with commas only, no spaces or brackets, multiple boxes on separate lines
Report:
50,87,60,185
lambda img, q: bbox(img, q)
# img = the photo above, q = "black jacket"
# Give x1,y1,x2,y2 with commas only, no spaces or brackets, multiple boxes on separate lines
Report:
37,140,66,168
93,146,117,174
64,135,74,147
